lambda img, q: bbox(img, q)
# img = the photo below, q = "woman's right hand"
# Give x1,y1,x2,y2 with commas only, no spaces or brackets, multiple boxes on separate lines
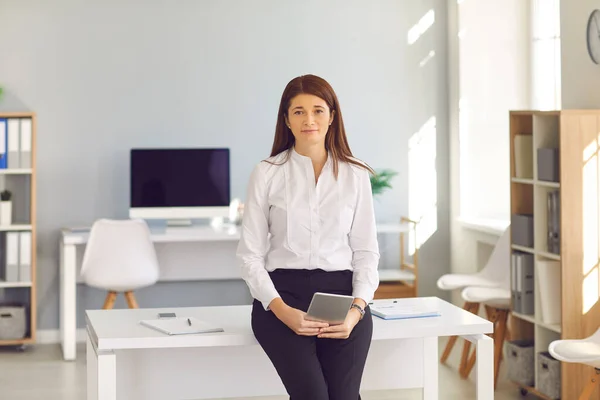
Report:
269,298,329,336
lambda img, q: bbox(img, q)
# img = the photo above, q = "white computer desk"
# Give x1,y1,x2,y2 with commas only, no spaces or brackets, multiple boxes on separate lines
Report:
60,222,410,361
86,297,494,400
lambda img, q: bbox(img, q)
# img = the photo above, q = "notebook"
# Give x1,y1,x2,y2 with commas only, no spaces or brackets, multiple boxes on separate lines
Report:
370,300,441,320
140,317,224,335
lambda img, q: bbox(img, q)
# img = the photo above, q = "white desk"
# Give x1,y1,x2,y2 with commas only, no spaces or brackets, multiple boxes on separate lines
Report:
60,222,410,361
86,297,493,400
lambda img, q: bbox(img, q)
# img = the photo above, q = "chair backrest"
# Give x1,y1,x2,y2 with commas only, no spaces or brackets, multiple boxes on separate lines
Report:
478,226,511,289
80,219,160,290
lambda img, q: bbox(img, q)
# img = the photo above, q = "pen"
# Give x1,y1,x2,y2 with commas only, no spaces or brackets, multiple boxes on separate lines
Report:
187,318,192,326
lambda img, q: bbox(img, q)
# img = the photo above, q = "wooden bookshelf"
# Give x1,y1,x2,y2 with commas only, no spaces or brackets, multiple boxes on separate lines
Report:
509,110,600,399
0,112,36,349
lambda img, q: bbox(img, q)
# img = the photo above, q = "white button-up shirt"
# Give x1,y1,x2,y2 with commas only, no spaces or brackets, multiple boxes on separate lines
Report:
236,147,380,310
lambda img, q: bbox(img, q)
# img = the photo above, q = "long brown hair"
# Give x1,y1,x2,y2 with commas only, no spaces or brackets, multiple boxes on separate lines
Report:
267,74,374,177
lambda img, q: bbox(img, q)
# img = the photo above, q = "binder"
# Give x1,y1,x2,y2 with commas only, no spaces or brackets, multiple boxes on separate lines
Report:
511,252,534,314
0,118,7,169
5,232,19,282
7,118,19,169
547,190,560,254
19,119,32,169
139,317,224,335
511,253,519,312
18,232,31,282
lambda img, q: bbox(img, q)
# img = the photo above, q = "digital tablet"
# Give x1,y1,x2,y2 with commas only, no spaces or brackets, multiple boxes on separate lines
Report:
306,292,354,325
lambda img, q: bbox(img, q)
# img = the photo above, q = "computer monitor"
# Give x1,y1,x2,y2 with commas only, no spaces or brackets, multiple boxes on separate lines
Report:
129,148,230,225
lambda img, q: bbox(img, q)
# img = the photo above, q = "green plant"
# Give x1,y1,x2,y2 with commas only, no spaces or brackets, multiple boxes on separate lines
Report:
0,189,12,201
370,169,398,196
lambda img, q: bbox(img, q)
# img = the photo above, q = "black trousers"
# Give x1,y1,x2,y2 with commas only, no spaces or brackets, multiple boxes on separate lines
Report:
251,268,373,400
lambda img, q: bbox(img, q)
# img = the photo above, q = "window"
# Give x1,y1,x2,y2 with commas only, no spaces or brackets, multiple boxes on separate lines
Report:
531,0,561,110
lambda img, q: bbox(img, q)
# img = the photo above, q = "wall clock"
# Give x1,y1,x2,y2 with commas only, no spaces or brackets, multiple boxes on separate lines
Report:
587,9,600,64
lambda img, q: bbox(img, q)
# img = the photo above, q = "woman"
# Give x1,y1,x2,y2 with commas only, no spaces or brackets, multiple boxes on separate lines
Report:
236,74,380,400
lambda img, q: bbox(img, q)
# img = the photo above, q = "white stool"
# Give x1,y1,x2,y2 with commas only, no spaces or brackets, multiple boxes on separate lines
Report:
80,218,160,309
437,227,511,371
549,328,600,400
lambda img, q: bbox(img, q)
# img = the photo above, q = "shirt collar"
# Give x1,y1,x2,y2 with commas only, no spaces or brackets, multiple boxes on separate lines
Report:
290,146,332,168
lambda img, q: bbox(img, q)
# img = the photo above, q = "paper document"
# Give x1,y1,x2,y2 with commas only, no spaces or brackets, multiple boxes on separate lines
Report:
140,317,224,335
370,300,441,320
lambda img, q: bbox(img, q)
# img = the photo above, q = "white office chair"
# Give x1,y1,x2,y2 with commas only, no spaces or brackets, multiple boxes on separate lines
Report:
549,328,600,399
438,227,511,371
80,218,160,309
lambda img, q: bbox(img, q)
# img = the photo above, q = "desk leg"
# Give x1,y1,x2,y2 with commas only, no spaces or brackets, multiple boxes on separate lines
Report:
87,334,116,400
462,334,493,400
423,337,438,400
60,242,77,361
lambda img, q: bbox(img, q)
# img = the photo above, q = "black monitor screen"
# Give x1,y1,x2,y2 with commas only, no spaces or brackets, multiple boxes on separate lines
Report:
130,148,230,208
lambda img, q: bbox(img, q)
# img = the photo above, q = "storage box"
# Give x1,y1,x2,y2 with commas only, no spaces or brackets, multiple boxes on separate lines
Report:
512,214,534,248
0,305,27,340
505,340,535,386
536,352,561,399
538,148,559,182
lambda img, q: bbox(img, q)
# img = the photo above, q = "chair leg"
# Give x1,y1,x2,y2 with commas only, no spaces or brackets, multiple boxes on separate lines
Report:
461,305,496,379
461,306,508,390
441,335,459,364
441,301,477,364
457,302,480,375
124,291,139,309
102,291,117,310
492,309,508,389
579,369,600,400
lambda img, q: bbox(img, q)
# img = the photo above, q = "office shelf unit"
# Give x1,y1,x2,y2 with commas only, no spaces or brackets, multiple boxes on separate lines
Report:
0,112,36,349
509,110,600,399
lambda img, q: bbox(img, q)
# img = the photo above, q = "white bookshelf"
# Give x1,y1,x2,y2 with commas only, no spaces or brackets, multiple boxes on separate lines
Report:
509,109,600,399
0,112,37,349
509,111,563,399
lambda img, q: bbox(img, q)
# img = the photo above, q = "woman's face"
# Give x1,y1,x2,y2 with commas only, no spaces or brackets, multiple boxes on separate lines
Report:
285,94,334,147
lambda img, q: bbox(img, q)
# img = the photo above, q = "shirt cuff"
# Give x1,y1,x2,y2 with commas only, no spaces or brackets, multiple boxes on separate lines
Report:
352,284,377,306
260,286,281,311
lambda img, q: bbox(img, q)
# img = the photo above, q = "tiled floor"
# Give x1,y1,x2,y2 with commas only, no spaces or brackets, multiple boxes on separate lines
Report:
0,337,537,399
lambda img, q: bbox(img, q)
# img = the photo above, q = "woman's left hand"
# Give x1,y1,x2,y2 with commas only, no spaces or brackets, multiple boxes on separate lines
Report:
317,308,362,339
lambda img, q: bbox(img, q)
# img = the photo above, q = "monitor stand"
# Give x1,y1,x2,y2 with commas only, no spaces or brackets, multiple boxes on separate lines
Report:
166,218,193,227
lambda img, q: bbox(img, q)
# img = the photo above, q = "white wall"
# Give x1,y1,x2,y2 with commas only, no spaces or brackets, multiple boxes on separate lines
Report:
561,0,600,108
449,0,530,301
0,0,451,330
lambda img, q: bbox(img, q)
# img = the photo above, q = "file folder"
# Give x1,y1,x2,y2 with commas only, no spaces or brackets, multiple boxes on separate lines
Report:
547,190,560,254
19,119,32,169
140,317,224,335
0,118,7,169
18,231,31,282
5,232,19,282
7,118,19,169
370,300,441,320
511,252,534,314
